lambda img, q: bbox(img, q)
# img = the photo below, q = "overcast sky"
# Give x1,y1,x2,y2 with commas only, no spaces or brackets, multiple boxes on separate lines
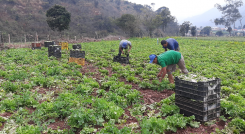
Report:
127,0,234,22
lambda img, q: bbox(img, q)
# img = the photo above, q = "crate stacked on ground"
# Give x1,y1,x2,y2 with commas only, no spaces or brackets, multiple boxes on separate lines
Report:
113,56,130,64
72,44,82,50
31,42,41,50
44,41,55,47
175,77,221,122
48,45,61,58
58,42,68,50
69,49,85,66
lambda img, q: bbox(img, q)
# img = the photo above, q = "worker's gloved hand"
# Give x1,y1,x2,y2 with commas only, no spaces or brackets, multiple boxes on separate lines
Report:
157,73,161,78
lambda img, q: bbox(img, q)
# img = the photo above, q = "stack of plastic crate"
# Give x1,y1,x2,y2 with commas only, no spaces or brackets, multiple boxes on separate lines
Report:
113,56,130,64
175,77,221,122
72,44,82,50
44,41,55,47
58,42,68,50
48,45,61,58
69,49,85,66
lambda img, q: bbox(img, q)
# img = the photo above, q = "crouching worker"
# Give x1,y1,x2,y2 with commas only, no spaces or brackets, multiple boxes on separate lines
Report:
118,40,132,57
149,50,188,83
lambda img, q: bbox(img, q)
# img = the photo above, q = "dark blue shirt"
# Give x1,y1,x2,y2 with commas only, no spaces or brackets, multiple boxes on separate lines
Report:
163,38,179,50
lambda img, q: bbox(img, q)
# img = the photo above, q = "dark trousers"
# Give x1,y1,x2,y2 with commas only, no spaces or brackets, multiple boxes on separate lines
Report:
118,47,129,57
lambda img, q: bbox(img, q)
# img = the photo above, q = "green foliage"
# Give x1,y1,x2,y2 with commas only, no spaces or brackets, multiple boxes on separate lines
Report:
160,104,180,117
98,122,131,134
47,66,62,76
229,118,245,132
13,91,38,108
74,84,93,95
200,26,212,36
1,81,19,92
0,98,17,112
115,14,137,37
0,116,6,123
216,31,223,36
68,107,97,128
16,125,42,134
46,5,71,32
140,114,196,133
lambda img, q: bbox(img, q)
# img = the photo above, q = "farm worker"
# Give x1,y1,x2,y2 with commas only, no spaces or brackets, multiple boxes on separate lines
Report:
118,40,132,57
149,50,188,83
161,38,179,52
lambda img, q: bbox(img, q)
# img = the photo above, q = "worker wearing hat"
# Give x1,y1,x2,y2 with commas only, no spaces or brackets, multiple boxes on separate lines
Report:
118,40,132,57
161,38,179,52
149,50,188,83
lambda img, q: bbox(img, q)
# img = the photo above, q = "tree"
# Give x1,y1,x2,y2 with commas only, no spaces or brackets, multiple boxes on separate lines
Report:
179,21,192,36
46,5,71,32
216,31,223,36
200,26,211,36
140,7,159,37
214,0,243,31
179,25,185,36
155,7,175,32
115,14,137,37
227,27,232,36
190,26,196,36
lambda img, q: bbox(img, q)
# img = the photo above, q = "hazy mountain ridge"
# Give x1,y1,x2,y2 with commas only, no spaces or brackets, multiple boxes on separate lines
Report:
180,6,245,28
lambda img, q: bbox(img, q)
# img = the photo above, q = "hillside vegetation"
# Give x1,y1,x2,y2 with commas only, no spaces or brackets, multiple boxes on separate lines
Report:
0,0,158,41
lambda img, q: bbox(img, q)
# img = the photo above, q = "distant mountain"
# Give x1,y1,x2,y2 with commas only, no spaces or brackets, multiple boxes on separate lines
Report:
179,6,245,28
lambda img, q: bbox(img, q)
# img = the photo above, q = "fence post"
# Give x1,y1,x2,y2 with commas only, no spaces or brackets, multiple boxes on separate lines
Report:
8,34,10,46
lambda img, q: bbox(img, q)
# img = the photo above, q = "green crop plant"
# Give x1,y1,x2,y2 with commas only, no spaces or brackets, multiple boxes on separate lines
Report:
1,81,19,93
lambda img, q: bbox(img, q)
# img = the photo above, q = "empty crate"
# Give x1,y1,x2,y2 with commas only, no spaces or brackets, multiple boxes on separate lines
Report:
31,42,41,50
72,44,82,49
44,41,55,47
176,95,220,122
70,50,85,58
58,42,68,50
48,45,61,58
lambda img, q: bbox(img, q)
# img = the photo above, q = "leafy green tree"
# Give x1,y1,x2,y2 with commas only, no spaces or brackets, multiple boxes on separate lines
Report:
200,26,212,36
46,5,71,32
216,31,223,36
190,26,196,36
156,7,175,32
214,0,243,30
115,14,137,37
179,21,192,36
227,27,232,36
179,25,185,36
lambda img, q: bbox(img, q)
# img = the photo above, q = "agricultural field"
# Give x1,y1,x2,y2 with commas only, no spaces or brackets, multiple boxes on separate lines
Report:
0,37,245,134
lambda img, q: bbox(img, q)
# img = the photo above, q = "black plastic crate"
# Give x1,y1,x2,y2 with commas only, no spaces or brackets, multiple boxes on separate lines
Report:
175,95,220,112
44,41,55,47
179,107,220,122
175,90,220,102
72,44,82,49
113,56,130,64
70,50,85,58
175,77,221,102
48,45,61,58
